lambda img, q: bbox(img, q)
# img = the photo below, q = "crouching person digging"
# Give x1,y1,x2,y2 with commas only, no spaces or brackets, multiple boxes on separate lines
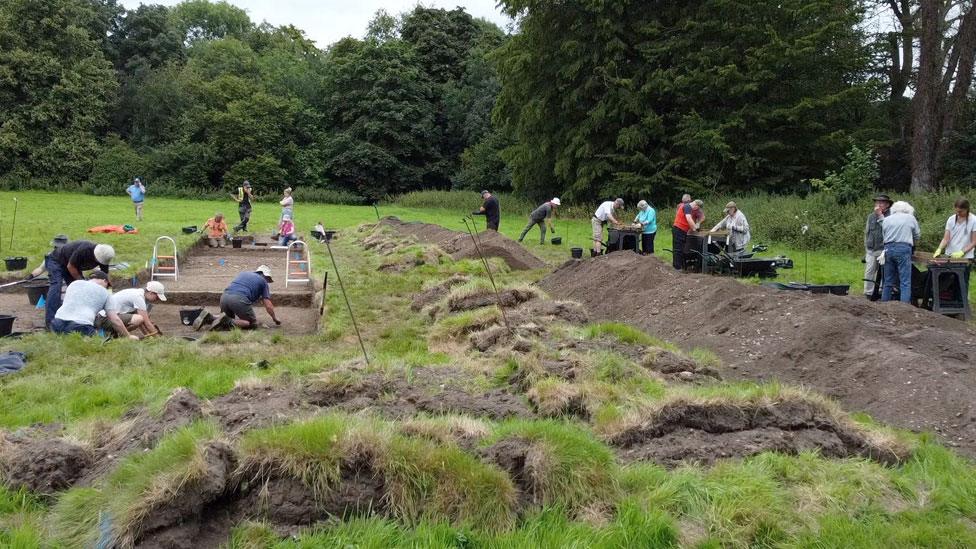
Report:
97,281,166,339
195,265,281,330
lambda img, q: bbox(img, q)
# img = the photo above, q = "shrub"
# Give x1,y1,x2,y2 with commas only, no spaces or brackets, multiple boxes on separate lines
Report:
809,144,879,206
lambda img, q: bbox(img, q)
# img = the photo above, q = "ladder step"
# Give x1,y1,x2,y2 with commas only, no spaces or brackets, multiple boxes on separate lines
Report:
288,260,308,264
156,255,175,259
155,267,176,271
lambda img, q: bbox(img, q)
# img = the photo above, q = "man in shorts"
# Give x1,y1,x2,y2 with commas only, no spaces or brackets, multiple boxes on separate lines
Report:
195,265,281,330
96,281,166,338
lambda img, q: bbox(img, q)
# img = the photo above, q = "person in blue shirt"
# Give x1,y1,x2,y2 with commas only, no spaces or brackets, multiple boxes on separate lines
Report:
126,178,146,221
634,200,657,255
194,265,281,330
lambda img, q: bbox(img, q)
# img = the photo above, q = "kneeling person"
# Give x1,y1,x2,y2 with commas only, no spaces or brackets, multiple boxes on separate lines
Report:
51,271,112,336
204,265,281,330
98,281,166,338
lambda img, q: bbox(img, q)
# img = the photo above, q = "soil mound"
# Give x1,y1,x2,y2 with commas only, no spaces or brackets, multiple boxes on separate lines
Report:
540,253,976,456
1,438,91,495
380,217,545,270
306,366,531,420
610,399,903,467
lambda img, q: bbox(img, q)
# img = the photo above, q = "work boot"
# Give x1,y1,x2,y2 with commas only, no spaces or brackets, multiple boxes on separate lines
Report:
211,314,235,331
192,310,215,331
590,249,599,258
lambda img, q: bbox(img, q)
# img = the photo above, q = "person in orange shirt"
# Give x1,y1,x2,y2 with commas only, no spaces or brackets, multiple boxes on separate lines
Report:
203,212,229,247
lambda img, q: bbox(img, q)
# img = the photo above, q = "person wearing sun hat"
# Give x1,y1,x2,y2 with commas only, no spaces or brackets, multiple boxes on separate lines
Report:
710,201,751,254
519,197,561,244
196,265,281,331
97,280,167,339
863,193,892,297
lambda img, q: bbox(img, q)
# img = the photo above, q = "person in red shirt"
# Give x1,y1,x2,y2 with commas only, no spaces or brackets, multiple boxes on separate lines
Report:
671,199,702,270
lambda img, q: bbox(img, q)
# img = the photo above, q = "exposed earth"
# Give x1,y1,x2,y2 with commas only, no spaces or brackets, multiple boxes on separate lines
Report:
540,252,976,456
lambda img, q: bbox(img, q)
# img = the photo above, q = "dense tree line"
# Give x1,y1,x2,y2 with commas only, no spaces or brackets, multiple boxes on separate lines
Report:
0,0,507,200
1,0,974,203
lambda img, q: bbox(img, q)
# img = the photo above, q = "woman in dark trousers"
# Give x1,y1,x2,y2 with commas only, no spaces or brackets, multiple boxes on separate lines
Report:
635,200,657,254
232,180,254,232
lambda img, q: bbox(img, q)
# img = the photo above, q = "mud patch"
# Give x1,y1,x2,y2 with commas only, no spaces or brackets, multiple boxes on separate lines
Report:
610,400,904,467
209,383,309,436
478,437,546,509
307,366,531,420
380,217,545,270
1,438,91,495
641,349,721,382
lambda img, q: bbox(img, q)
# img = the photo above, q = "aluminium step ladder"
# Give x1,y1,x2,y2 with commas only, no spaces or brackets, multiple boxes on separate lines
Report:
150,236,178,281
285,240,311,288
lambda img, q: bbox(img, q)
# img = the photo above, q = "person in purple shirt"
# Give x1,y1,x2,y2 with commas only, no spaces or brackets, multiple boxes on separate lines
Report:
195,265,281,330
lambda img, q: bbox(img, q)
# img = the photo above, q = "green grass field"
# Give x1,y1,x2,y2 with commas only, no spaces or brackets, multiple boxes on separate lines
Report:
1,191,975,548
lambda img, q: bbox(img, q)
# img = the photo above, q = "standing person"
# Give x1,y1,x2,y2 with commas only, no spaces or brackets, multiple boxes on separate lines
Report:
126,178,146,221
97,281,166,338
278,214,297,246
232,180,254,233
881,201,921,303
202,213,229,248
710,201,751,253
280,187,294,221
863,194,892,297
51,272,114,337
518,198,561,244
634,200,657,255
591,198,625,257
472,190,500,231
45,240,115,329
671,199,702,270
195,265,281,330
934,198,976,260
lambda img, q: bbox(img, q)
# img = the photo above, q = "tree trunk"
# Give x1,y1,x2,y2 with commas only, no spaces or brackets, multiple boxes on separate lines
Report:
911,0,945,193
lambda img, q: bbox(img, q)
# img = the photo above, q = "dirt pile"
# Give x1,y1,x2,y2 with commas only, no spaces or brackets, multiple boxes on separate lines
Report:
540,253,976,456
306,366,532,420
609,398,905,468
380,217,545,270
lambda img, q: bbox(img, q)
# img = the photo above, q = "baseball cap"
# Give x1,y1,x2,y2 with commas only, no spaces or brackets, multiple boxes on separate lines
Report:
243,180,251,188
89,270,111,287
551,198,561,206
146,281,167,301
50,234,69,248
255,265,274,282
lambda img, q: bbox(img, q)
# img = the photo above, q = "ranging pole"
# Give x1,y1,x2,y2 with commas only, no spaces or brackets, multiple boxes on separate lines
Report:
462,217,513,334
323,238,369,365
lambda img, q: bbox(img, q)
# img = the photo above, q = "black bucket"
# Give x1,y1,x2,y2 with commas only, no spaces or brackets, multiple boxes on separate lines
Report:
4,257,27,271
182,226,197,234
232,238,243,249
551,236,562,245
179,308,203,326
571,247,583,259
26,281,48,305
310,230,323,240
324,230,336,241
0,315,15,337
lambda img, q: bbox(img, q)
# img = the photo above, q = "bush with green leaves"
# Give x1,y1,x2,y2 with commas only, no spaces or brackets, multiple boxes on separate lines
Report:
809,144,880,206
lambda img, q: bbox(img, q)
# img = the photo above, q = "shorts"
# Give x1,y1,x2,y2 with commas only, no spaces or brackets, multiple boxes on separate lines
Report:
95,313,134,334
220,292,257,324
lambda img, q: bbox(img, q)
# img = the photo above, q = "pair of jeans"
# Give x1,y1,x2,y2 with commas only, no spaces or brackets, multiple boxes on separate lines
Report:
641,232,656,254
671,227,687,269
881,242,913,303
519,218,546,244
51,318,96,336
45,258,70,328
279,234,297,246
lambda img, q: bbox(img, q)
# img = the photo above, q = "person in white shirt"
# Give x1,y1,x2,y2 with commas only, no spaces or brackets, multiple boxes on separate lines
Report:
711,201,751,253
935,198,976,260
52,272,112,336
591,198,624,256
97,281,167,339
280,187,294,221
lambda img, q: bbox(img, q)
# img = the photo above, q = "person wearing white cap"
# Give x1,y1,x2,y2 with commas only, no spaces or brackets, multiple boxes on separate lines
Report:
519,198,561,244
196,265,280,330
45,240,115,329
710,201,751,253
97,281,167,339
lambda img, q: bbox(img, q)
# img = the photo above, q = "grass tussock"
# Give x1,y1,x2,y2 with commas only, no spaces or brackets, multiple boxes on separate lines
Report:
487,420,620,514
239,414,518,531
583,322,677,351
398,416,491,446
431,307,503,340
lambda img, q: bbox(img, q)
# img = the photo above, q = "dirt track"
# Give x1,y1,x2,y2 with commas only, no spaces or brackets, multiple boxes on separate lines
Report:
380,217,545,270
540,252,976,457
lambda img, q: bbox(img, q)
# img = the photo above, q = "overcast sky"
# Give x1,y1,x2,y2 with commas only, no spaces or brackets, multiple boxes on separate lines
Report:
119,0,513,47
